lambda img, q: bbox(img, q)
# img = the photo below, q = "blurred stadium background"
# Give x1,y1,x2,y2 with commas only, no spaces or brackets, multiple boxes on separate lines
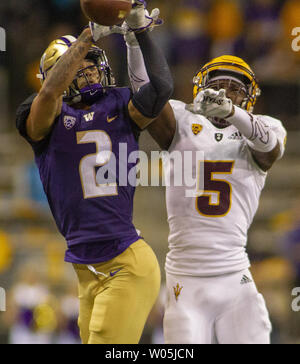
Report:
0,0,300,344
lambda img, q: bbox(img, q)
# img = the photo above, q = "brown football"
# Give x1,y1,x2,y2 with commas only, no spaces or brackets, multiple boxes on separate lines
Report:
80,0,132,26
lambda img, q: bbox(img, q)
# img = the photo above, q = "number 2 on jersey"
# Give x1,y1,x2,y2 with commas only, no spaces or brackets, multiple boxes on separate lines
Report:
77,130,118,199
196,161,234,217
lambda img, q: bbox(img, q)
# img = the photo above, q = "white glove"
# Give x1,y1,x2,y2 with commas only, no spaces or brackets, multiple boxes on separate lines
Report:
124,8,162,46
125,0,155,32
89,22,126,42
186,89,234,119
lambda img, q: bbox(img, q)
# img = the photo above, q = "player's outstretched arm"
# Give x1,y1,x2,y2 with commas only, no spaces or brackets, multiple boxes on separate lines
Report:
226,107,284,171
125,27,176,150
125,33,176,150
146,103,177,151
189,88,286,171
125,8,161,92
248,143,281,171
128,30,174,129
125,34,176,150
123,6,176,149
27,28,93,142
125,1,174,130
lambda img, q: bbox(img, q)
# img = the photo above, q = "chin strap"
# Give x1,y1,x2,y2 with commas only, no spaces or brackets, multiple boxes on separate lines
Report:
79,84,104,105
64,84,104,105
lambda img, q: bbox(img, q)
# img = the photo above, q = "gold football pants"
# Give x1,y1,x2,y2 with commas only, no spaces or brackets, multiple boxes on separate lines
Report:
73,239,161,344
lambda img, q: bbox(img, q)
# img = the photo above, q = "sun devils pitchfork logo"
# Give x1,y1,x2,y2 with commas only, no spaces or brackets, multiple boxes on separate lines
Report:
173,283,183,302
192,124,203,136
0,27,6,52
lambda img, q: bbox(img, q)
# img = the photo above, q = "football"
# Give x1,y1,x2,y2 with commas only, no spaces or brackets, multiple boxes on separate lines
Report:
80,0,132,26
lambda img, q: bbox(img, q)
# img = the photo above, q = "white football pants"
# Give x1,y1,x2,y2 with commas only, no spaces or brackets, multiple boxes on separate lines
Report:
164,269,272,344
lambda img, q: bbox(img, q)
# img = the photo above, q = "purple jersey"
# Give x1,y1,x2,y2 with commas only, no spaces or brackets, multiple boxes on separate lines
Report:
16,88,141,264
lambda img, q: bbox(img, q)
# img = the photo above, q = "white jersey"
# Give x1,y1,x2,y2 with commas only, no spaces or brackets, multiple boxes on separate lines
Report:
164,99,287,277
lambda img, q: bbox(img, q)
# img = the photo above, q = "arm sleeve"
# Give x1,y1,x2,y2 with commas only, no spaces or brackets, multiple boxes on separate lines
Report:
131,30,173,119
227,106,280,154
16,93,52,155
255,114,287,160
127,43,150,93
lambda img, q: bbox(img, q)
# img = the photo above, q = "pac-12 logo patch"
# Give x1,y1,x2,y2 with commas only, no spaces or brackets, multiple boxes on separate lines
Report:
215,133,223,142
64,116,76,130
192,124,203,135
173,283,183,302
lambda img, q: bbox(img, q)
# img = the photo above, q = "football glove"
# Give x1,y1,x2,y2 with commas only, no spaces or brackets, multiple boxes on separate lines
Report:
89,22,126,42
126,0,160,32
124,8,162,46
186,89,234,119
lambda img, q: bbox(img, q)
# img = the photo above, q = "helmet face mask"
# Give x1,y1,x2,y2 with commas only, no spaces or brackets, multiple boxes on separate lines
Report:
37,36,115,105
69,60,104,105
76,62,103,89
206,78,247,107
193,55,261,113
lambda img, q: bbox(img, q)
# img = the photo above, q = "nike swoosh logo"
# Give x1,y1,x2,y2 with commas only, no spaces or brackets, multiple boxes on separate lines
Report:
107,115,118,123
110,268,122,277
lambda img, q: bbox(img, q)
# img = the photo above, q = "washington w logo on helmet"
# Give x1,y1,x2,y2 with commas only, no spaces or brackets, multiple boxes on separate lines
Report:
0,27,6,52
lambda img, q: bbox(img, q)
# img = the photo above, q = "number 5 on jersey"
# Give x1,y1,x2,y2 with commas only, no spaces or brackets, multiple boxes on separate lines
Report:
196,161,235,217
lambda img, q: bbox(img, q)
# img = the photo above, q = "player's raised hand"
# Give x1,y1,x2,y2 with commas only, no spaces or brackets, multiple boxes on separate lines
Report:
186,88,234,119
148,8,163,28
126,0,162,32
124,8,163,46
89,22,126,42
